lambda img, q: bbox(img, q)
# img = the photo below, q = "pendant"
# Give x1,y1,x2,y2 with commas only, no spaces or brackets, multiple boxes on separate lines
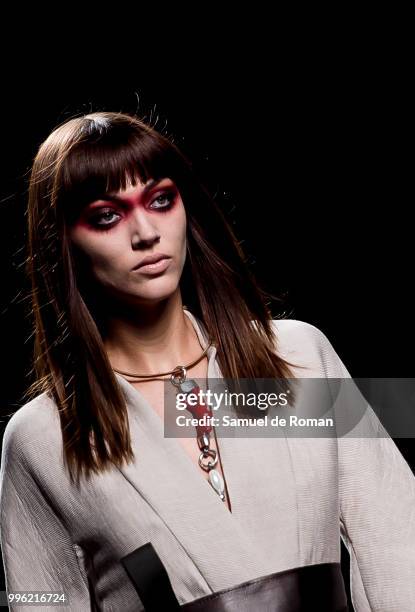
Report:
172,372,227,503
208,468,226,501
178,379,197,393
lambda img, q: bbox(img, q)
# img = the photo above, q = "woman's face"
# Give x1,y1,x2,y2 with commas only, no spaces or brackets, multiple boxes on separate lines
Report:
68,176,187,307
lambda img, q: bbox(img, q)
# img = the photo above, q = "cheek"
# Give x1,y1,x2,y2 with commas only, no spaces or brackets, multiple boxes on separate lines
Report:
166,204,187,242
70,231,126,275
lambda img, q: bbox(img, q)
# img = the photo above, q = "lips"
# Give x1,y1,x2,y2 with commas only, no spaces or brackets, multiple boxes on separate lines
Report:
132,254,171,270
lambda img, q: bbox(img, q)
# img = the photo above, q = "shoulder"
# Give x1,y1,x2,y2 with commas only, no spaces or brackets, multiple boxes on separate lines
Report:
269,318,350,377
1,392,61,467
270,318,332,352
0,394,69,521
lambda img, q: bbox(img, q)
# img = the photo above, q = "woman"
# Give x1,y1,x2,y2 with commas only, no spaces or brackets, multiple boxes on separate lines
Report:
0,111,414,612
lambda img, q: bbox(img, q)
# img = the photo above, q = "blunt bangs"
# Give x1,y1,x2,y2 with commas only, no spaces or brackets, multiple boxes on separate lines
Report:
58,115,180,225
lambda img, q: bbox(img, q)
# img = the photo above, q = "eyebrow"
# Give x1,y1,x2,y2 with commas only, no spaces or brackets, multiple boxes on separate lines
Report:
91,178,165,204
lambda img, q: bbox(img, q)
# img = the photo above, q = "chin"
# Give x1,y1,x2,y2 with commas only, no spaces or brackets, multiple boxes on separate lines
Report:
130,279,180,303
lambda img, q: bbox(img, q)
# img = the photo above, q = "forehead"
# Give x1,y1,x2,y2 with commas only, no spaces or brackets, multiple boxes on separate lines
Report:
109,177,163,197
90,177,173,206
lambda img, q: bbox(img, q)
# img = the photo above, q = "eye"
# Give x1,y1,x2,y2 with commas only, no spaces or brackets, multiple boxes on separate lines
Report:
89,209,121,227
150,190,176,211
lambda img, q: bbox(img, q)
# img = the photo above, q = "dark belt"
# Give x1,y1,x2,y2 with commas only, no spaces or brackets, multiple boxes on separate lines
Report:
121,543,349,612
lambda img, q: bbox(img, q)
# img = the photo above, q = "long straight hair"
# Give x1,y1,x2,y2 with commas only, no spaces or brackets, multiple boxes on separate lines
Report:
24,111,299,486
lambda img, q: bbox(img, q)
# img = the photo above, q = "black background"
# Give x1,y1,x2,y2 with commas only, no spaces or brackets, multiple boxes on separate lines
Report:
0,42,413,609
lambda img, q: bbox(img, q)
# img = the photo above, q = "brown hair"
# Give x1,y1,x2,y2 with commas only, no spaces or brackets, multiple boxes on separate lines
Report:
24,111,299,485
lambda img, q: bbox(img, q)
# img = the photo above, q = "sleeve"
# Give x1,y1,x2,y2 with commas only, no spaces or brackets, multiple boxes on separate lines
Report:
311,325,415,612
0,416,95,612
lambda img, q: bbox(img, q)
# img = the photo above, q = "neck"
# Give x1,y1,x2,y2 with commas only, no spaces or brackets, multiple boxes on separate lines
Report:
102,294,204,376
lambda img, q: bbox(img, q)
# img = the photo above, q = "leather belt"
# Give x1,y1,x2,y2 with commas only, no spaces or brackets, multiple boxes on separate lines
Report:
121,543,349,611
181,562,349,612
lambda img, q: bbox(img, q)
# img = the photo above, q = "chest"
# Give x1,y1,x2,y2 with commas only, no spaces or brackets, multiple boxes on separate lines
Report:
129,371,233,513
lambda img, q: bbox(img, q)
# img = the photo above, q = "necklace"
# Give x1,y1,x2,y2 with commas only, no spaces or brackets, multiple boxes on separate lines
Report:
112,341,227,504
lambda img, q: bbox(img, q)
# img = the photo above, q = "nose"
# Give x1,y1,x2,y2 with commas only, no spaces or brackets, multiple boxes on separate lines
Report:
130,208,160,248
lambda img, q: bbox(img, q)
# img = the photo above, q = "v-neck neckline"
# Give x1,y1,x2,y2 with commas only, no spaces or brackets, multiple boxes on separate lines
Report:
109,310,304,593
113,308,234,515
